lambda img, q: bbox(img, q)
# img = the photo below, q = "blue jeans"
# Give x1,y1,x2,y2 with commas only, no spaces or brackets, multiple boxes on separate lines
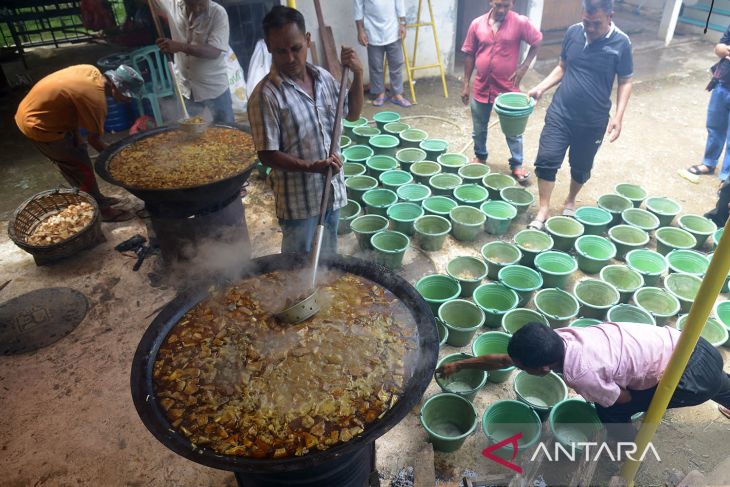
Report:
703,83,730,181
471,98,523,167
187,88,235,125
279,209,340,255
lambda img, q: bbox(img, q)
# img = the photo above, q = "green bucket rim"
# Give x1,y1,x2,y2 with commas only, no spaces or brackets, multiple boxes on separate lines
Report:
471,331,516,372
416,274,462,302
625,249,668,276
450,205,487,227
414,215,452,236
454,184,489,204
664,272,702,302
514,229,555,253
481,200,518,220
633,287,681,318
437,152,468,168
599,264,644,292
383,121,410,134
482,399,542,450
534,288,580,321
606,304,656,325
387,201,425,223
656,227,697,250
353,125,381,137
439,299,486,331
614,183,647,202
370,230,409,253
534,251,578,276
546,216,585,238
597,193,633,213
362,188,398,208
472,284,520,315
419,392,478,442
430,173,463,189
678,214,717,236
502,307,549,334
419,138,449,152
372,111,401,124
351,214,389,235
366,154,398,172
513,371,568,411
548,399,603,449
569,318,602,327
422,195,458,215
379,169,413,187
395,147,427,164
345,174,378,191
400,128,428,143
676,314,729,347
458,163,490,180
343,144,375,162
411,161,442,177
447,256,488,283
500,186,535,206
344,163,367,178
573,279,620,309
369,134,400,149
714,301,730,335
608,224,650,246
498,264,543,292
339,199,362,220
397,183,432,202
435,352,488,394
483,173,518,190
666,249,710,275
621,208,660,231
575,206,613,226
481,241,523,266
645,196,681,216
574,235,617,261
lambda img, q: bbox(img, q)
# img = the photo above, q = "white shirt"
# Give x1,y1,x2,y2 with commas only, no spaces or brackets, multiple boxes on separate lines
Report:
154,0,229,101
354,0,406,46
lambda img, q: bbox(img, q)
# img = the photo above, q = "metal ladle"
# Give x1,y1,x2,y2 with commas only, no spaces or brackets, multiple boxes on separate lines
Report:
275,66,350,324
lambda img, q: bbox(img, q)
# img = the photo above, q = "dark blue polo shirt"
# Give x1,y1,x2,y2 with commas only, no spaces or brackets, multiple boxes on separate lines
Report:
549,23,633,126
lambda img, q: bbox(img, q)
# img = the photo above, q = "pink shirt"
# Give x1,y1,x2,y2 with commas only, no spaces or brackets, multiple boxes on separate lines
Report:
461,10,542,104
556,323,681,408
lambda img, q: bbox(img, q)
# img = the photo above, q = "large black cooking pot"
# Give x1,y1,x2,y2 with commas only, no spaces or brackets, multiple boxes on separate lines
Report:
95,123,256,215
130,253,438,474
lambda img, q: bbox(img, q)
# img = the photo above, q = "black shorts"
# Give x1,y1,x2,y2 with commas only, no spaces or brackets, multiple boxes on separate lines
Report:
534,110,608,184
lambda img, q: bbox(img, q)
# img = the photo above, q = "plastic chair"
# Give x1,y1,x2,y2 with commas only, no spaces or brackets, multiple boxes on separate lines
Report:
129,45,175,125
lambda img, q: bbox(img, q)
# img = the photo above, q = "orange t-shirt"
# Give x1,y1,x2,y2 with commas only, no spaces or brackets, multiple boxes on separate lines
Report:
15,64,108,142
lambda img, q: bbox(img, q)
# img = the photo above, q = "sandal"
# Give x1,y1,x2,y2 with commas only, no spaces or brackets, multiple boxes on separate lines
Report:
470,157,487,165
389,96,412,108
511,167,530,186
528,219,545,230
372,96,386,107
562,207,576,217
101,207,134,222
687,164,715,175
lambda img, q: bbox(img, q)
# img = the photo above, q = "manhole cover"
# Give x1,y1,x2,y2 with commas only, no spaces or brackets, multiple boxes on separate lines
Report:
0,287,88,355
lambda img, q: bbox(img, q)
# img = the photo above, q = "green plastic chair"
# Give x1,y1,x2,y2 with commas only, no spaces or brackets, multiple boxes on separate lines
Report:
129,45,176,125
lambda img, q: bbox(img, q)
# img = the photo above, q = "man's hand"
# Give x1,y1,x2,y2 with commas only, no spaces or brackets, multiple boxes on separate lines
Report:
718,43,730,60
357,30,368,47
311,154,343,173
157,38,185,54
509,65,529,89
527,86,544,101
435,362,461,378
607,116,622,143
460,83,470,105
399,23,406,40
341,46,364,75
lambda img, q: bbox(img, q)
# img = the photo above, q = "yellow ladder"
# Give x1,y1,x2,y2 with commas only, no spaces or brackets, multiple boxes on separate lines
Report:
401,0,448,104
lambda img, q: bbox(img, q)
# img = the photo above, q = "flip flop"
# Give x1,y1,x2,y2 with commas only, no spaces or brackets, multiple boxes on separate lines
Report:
101,208,134,222
372,96,386,107
687,164,715,175
511,167,530,186
528,219,545,230
470,157,487,165
389,96,412,108
562,208,576,217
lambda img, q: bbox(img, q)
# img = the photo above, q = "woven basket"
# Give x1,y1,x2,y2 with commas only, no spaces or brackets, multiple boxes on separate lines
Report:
8,189,105,265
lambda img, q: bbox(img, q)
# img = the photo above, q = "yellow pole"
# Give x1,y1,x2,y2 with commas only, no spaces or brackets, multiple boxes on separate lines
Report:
426,0,448,98
412,0,423,69
620,218,730,485
401,37,417,103
287,0,296,7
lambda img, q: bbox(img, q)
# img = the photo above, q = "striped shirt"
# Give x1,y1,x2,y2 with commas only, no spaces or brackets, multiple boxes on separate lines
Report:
248,63,347,220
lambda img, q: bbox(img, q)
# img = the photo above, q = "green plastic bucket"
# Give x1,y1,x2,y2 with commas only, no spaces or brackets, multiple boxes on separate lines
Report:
549,399,604,451
450,205,486,242
420,138,449,161
667,249,710,276
383,121,410,137
495,105,533,137
534,251,578,290
621,208,660,233
573,279,620,320
372,111,400,131
600,264,644,303
419,393,477,453
500,186,534,215
437,319,449,347
414,215,451,251
483,173,517,200
481,241,523,280
574,235,616,275
575,206,613,236
397,183,432,203
502,308,549,335
499,265,543,306
615,183,647,208
664,272,702,313
534,288,580,328
387,202,424,236
369,134,400,158
362,188,398,217
400,128,428,149
546,216,585,252
513,371,568,417
345,175,378,204
342,144,374,164
340,135,352,151
482,400,542,456
713,301,730,346
422,195,458,217
495,92,535,109
678,214,717,249
411,161,442,185
655,227,697,256
342,116,368,138
569,318,602,327
645,197,681,227
366,155,397,179
447,256,488,298
343,162,366,178
439,299,486,347
458,162,490,183
676,314,729,348
352,125,381,145
379,169,413,191
607,303,656,325
472,284,519,329
597,194,633,227
633,287,680,326
608,224,650,260
435,353,488,401
370,230,409,269
471,331,516,382
626,249,668,287
429,173,463,196
437,153,468,174
416,274,461,315
454,184,489,208
351,214,389,251
514,229,554,268
713,228,724,249
481,200,518,236
337,199,362,235
395,147,427,173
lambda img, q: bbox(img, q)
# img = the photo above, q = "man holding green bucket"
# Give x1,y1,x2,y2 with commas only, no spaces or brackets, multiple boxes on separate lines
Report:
460,0,542,184
438,322,730,440
526,0,633,230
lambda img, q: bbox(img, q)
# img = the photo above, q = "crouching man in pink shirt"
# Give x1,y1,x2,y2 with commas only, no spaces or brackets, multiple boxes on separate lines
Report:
438,322,730,440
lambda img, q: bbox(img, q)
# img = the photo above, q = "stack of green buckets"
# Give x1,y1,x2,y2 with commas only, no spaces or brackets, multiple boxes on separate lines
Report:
494,92,536,137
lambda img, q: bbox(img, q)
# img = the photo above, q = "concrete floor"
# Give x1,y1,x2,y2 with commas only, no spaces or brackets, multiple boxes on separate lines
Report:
2,28,730,486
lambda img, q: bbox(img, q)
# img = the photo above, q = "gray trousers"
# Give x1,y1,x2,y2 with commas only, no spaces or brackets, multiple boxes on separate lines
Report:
367,40,404,96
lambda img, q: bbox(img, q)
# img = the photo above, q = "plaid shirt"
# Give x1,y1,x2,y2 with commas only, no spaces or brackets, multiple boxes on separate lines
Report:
248,63,348,220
